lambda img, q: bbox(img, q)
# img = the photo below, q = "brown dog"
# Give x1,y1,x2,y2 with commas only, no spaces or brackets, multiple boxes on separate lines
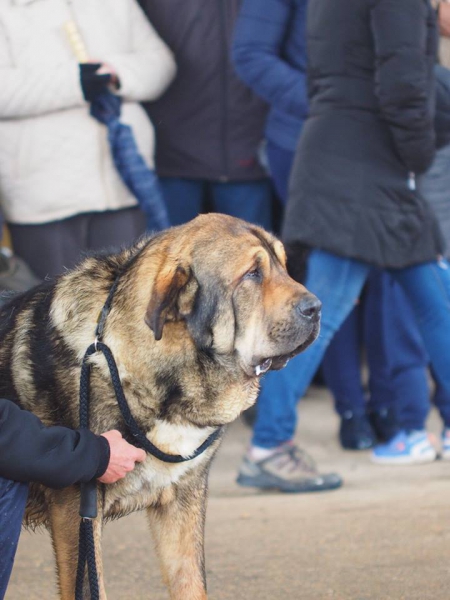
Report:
0,214,320,599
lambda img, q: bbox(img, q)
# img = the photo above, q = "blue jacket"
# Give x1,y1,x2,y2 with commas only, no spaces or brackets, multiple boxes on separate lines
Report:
232,0,308,152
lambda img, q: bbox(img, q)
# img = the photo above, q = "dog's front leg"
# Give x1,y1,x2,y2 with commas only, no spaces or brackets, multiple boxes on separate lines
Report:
147,472,209,600
48,488,107,600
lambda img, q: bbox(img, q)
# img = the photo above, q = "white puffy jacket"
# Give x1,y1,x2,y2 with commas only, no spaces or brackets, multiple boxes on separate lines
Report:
0,0,176,224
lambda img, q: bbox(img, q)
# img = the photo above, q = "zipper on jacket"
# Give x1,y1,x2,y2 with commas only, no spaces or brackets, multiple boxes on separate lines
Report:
218,0,229,181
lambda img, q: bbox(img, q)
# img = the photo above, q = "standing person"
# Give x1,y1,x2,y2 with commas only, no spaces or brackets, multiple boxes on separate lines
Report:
239,0,450,479
232,0,430,467
0,0,176,280
0,398,145,599
138,0,273,231
231,0,343,491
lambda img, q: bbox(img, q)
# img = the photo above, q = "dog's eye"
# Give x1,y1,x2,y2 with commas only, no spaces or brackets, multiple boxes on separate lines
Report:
243,266,262,282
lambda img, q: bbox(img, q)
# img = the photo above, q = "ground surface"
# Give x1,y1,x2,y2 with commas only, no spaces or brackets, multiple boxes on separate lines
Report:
7,386,450,600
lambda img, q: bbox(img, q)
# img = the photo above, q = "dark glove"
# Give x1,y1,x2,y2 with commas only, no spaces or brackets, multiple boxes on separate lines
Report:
79,63,111,102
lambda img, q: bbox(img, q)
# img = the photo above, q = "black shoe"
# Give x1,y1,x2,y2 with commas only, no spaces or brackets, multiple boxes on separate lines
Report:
368,407,398,443
339,412,376,450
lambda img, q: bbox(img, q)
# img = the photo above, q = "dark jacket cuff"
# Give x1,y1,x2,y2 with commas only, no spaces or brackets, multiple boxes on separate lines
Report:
94,435,111,479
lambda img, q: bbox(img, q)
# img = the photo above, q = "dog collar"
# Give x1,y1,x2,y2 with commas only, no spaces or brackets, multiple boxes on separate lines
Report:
86,272,223,464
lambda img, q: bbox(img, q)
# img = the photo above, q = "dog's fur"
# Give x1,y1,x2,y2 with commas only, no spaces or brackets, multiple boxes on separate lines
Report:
0,214,320,599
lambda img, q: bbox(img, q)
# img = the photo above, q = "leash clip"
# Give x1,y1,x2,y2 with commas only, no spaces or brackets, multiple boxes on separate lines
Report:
94,336,99,352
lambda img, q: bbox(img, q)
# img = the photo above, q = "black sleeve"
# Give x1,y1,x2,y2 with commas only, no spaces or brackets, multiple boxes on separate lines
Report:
0,398,110,489
370,0,436,173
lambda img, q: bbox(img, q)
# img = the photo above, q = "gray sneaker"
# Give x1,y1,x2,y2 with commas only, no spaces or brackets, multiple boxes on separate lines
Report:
236,442,342,493
0,248,40,306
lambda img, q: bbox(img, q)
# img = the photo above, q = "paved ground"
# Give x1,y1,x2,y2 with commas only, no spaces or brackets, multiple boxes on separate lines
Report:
7,386,450,600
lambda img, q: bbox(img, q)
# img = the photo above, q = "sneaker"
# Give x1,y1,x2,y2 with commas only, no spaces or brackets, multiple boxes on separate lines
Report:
339,412,376,450
236,442,343,493
367,407,398,443
371,430,437,465
441,429,450,460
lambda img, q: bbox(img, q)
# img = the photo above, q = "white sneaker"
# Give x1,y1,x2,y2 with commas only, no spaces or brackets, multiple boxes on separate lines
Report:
371,430,437,465
441,429,450,460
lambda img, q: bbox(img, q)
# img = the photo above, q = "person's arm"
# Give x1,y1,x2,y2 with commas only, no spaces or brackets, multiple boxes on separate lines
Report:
370,0,436,174
0,398,144,489
232,0,308,118
104,0,176,103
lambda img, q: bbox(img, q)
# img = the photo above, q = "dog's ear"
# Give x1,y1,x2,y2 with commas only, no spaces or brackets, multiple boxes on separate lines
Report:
145,263,198,340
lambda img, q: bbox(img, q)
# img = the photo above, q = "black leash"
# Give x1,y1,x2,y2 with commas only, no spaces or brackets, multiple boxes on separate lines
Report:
75,273,222,599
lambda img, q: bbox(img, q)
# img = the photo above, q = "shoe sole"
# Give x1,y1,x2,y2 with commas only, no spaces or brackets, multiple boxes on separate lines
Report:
236,473,342,493
371,449,437,465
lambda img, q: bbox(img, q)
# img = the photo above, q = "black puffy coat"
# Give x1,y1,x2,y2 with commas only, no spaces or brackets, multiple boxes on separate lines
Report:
283,0,444,268
0,398,109,489
138,0,268,182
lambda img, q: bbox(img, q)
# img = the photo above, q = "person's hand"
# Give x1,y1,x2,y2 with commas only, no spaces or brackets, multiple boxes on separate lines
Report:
96,62,119,85
439,2,450,38
90,59,120,90
79,62,119,102
98,430,146,484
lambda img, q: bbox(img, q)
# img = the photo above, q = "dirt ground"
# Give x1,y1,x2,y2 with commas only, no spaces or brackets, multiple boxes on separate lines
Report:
7,386,450,600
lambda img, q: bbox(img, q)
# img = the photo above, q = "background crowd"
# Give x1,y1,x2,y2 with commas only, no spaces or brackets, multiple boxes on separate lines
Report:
0,0,450,535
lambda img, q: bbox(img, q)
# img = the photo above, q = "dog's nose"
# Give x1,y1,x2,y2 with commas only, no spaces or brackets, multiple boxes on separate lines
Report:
297,293,322,321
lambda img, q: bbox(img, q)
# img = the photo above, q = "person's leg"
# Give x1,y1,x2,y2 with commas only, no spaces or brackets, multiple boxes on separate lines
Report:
8,217,86,279
212,179,273,231
365,271,429,436
321,306,365,417
87,207,146,253
159,178,206,226
433,374,450,429
391,259,450,393
0,477,28,599
252,249,370,449
321,303,376,450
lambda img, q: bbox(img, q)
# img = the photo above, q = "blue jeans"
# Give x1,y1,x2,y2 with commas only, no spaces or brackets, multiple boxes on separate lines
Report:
253,250,450,448
159,177,273,230
0,477,28,599
322,270,430,431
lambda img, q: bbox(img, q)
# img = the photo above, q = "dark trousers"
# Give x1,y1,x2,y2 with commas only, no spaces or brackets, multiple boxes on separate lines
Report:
8,206,146,280
322,270,432,430
0,477,28,600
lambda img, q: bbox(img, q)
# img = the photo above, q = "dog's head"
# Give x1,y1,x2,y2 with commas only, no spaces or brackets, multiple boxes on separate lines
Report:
144,214,320,378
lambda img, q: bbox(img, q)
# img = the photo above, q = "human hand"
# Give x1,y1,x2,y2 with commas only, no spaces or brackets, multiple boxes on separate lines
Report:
439,2,450,38
90,60,120,89
79,63,113,102
98,430,146,484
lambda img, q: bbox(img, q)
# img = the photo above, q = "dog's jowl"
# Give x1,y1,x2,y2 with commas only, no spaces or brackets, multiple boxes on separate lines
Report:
0,214,320,600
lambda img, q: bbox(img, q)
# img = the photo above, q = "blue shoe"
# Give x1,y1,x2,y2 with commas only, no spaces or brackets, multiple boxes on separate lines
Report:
371,430,437,465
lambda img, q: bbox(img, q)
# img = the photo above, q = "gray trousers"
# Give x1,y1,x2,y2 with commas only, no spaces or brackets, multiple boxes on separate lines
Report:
8,207,146,280
419,143,450,259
